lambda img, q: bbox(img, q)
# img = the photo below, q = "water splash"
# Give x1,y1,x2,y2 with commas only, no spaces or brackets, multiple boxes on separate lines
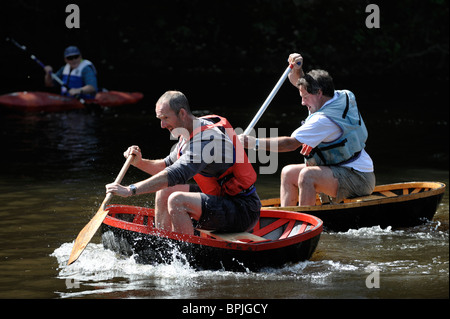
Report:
50,241,328,298
50,222,449,298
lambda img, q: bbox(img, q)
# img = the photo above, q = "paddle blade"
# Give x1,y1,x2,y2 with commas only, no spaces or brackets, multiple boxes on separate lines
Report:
67,207,109,265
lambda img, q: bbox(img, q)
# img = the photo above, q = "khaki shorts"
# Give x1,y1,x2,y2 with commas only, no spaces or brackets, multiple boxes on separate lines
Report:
320,166,376,203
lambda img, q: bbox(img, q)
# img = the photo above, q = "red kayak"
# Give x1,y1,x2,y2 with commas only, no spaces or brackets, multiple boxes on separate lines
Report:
0,90,144,112
94,91,144,107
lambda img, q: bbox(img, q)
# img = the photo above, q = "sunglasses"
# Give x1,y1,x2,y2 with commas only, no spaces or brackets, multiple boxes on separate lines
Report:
66,55,80,61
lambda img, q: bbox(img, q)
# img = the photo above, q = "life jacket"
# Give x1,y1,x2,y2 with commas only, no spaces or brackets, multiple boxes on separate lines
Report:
304,90,368,166
61,59,97,99
177,115,257,196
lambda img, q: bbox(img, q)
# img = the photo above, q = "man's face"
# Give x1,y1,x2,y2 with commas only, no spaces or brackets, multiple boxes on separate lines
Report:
299,85,322,114
65,54,82,69
155,102,184,138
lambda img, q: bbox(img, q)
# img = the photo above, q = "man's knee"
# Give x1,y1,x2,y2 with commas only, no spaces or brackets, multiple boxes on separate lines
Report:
298,167,316,186
167,191,190,215
281,164,299,183
156,185,189,205
167,191,183,206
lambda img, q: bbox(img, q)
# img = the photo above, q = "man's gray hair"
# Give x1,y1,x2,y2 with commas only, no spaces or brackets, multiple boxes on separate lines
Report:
156,90,192,115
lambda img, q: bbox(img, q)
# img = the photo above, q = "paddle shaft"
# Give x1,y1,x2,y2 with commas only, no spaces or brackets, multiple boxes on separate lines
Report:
6,37,66,87
243,63,296,135
101,154,135,209
67,154,135,265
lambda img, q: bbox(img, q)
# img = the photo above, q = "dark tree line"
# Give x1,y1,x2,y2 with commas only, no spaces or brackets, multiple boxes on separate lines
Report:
2,0,448,93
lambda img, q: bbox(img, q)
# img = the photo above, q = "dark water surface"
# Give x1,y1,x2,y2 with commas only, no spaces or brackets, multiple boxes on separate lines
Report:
0,93,448,299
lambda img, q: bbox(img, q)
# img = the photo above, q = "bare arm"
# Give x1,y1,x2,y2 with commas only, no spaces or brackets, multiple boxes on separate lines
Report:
134,158,167,175
259,136,302,152
132,169,169,195
68,85,96,96
124,146,166,175
238,135,302,152
105,169,169,197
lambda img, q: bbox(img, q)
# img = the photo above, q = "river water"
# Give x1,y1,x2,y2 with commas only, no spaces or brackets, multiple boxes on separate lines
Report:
0,91,448,301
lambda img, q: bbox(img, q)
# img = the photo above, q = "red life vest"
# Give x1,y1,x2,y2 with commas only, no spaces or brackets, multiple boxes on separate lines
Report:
177,115,257,196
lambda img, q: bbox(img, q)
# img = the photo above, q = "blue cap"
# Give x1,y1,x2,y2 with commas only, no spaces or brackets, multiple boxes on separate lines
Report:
64,46,81,57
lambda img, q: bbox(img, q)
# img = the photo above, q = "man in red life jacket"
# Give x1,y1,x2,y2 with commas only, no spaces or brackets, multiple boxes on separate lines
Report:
106,91,261,235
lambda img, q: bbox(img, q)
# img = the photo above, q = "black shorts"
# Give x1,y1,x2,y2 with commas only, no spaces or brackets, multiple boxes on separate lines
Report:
189,184,261,232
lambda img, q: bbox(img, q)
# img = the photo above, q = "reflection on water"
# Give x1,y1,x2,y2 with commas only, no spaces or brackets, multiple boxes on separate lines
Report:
0,106,448,299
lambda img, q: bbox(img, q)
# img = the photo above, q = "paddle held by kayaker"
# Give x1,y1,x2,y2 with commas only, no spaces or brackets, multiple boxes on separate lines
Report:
44,45,98,99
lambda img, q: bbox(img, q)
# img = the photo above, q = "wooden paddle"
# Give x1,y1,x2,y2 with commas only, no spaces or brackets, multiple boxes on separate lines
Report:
67,154,135,265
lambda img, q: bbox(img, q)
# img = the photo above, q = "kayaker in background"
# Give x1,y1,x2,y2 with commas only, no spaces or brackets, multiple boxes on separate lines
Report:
239,53,375,206
105,90,261,235
44,45,98,99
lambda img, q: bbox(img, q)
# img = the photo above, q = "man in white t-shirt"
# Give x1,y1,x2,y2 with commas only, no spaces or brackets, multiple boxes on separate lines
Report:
239,53,375,206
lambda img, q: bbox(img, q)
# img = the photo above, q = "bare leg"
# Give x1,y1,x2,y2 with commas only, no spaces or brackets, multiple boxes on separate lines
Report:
167,191,202,235
298,166,338,206
155,185,190,230
280,164,304,206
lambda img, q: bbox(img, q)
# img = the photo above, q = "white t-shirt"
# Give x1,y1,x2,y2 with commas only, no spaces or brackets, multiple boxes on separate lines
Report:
291,98,374,172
